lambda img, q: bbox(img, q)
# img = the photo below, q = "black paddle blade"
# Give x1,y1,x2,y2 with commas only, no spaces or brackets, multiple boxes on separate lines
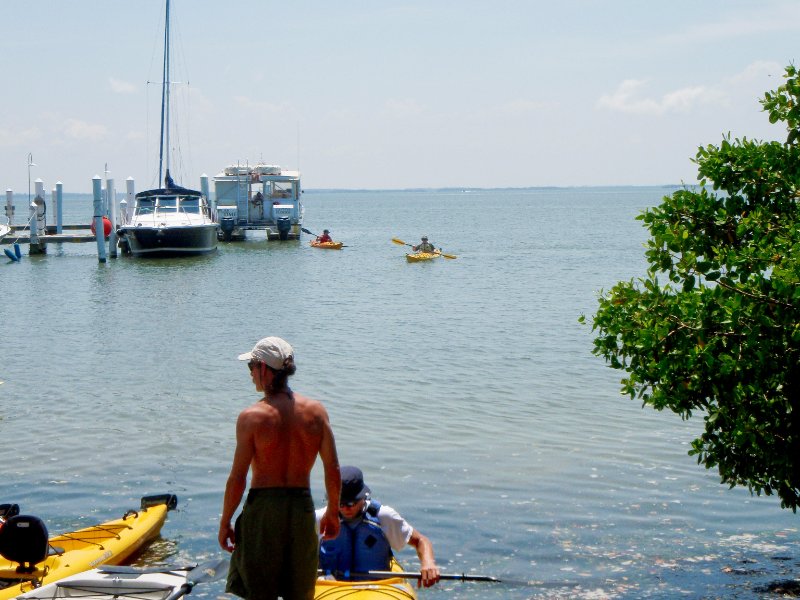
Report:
323,569,502,583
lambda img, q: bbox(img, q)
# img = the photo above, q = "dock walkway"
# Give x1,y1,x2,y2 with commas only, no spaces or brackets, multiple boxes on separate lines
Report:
1,224,98,244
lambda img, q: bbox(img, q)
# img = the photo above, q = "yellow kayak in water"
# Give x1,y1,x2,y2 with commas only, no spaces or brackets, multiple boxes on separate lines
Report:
311,241,344,250
314,559,417,600
405,252,440,262
0,494,177,600
393,238,456,261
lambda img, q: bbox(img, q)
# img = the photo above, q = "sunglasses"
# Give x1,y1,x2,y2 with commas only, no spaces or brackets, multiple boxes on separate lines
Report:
248,361,261,371
339,500,359,508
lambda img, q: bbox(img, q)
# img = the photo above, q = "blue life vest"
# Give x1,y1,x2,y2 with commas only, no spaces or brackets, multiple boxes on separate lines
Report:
319,500,393,578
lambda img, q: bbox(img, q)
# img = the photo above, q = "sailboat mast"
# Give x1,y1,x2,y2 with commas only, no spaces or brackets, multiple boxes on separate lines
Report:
158,0,171,186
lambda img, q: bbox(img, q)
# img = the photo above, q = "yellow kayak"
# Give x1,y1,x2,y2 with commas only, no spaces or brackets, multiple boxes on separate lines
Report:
405,252,439,262
315,559,417,600
311,241,343,250
0,494,177,600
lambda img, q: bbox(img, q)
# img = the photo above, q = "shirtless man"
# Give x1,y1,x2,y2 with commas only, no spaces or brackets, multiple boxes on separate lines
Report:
218,336,341,600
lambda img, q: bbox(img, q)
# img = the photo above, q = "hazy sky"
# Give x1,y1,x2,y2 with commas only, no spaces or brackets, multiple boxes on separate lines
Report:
1,1,797,193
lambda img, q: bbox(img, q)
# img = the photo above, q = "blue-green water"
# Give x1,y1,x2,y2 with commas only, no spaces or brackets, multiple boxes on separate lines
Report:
1,188,797,599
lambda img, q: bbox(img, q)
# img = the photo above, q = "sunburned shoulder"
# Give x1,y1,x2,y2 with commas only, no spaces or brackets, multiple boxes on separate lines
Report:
237,402,276,427
292,392,328,412
292,391,316,403
247,393,327,418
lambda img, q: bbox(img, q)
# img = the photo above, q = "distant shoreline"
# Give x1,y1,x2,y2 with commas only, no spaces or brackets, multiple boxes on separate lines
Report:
14,183,696,202
307,183,691,193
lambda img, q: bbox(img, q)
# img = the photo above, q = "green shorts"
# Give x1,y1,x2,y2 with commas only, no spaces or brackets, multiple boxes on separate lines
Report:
226,488,318,600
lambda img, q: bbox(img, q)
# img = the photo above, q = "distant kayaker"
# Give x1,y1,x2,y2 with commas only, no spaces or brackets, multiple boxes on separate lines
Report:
317,229,333,243
316,465,441,588
412,236,437,253
219,336,342,600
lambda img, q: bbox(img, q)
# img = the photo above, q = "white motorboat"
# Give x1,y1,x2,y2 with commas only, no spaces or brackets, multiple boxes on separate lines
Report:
117,174,218,257
116,0,218,257
0,216,10,242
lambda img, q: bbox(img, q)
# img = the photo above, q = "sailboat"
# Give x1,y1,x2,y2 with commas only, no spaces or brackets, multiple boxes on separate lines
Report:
117,0,218,257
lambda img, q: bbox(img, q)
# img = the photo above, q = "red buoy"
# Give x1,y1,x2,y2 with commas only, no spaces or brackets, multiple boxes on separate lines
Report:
90,216,112,237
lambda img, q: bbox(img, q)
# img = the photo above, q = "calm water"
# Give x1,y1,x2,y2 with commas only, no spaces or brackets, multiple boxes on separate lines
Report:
1,187,797,599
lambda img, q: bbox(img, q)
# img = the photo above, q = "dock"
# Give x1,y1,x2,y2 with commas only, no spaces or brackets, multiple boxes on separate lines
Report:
4,165,305,263
3,175,120,262
3,225,97,244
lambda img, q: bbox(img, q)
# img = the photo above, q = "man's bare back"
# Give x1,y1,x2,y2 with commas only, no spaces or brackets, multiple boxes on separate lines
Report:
242,390,329,488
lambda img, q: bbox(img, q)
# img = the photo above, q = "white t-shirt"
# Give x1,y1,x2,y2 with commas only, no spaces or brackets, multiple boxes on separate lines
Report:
315,504,413,552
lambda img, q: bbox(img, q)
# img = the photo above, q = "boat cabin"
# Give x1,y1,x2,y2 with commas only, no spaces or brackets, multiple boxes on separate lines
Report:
213,164,303,241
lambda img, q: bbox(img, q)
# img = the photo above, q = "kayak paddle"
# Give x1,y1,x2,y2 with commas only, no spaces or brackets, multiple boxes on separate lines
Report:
319,569,500,582
163,558,230,600
100,558,228,586
98,565,176,574
391,238,457,259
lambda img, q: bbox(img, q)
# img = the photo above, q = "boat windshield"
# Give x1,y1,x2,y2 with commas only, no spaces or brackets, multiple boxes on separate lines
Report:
157,197,178,213
270,183,293,199
180,197,201,213
136,198,155,215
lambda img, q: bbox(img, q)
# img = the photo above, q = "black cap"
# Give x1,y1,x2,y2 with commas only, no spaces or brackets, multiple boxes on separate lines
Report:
340,466,370,503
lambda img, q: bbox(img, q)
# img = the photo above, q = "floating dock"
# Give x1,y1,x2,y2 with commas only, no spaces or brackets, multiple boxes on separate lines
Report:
4,175,138,262
4,224,97,243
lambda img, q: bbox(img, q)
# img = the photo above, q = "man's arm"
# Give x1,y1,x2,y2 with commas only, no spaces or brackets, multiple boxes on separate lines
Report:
408,529,440,588
218,412,254,552
317,406,341,540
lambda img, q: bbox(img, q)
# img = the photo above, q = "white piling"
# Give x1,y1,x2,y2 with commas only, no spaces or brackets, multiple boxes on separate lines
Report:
92,176,107,263
34,179,45,225
29,197,46,254
51,187,57,231
107,176,117,258
29,201,37,242
55,182,63,234
126,177,135,224
5,190,13,225
200,173,211,205
119,198,128,226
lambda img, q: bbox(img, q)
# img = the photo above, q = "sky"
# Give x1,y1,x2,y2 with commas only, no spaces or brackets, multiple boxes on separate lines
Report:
0,1,797,193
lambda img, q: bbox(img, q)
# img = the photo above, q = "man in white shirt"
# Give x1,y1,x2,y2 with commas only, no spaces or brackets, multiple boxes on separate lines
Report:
316,466,441,588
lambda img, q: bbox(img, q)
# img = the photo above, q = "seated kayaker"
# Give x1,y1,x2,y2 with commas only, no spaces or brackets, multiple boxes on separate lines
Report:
412,236,436,253
317,229,333,243
316,466,441,588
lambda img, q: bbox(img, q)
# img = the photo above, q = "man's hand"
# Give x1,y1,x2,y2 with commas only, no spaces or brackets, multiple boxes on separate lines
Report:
218,522,235,553
319,508,341,540
419,562,440,588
